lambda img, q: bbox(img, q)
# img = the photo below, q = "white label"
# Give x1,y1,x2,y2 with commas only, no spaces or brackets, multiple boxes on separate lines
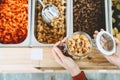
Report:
30,48,43,60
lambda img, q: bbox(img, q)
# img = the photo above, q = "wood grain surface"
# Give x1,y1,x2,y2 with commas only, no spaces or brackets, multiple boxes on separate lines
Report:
0,47,119,73
40,47,118,69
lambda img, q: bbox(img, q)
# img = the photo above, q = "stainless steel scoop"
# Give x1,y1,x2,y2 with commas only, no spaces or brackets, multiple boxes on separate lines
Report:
38,0,59,24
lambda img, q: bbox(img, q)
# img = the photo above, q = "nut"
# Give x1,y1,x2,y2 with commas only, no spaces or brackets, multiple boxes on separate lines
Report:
36,0,66,44
68,34,91,56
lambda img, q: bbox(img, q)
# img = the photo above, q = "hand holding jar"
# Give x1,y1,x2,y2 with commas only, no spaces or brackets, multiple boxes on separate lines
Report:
52,38,81,77
93,29,120,68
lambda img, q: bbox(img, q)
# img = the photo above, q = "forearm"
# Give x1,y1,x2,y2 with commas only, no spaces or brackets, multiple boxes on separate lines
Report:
69,66,81,77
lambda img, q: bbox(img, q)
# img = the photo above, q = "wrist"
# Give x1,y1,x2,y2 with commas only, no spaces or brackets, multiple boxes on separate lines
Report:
69,66,81,77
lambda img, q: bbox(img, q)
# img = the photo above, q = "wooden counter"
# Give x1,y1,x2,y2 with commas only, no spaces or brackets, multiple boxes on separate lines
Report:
40,47,118,69
0,47,119,73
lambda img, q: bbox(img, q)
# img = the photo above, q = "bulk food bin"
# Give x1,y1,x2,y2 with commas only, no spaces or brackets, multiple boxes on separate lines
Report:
72,0,109,37
0,0,32,47
31,0,73,47
108,0,120,41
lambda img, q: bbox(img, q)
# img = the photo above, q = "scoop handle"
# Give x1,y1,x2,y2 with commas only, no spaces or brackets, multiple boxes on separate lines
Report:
38,0,45,8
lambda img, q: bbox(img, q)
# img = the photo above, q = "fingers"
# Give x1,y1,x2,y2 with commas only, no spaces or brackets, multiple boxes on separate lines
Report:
54,37,67,47
53,47,65,60
62,37,67,43
54,41,61,47
114,38,120,45
52,37,67,67
94,30,99,34
93,30,99,38
93,29,104,38
100,29,104,32
104,55,118,64
52,47,63,65
53,37,67,62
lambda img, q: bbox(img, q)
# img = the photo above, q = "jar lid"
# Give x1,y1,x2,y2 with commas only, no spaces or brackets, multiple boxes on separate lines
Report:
96,31,116,55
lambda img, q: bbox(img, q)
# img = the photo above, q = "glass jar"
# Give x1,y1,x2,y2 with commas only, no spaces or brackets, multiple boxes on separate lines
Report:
58,31,116,60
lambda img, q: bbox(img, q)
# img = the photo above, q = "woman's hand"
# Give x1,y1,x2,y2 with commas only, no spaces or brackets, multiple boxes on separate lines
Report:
52,38,81,76
93,29,120,68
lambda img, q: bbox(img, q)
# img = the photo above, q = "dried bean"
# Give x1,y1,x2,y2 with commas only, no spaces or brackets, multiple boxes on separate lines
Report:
73,0,106,37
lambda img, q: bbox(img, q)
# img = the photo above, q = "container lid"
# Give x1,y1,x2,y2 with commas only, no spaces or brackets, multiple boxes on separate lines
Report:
96,31,116,55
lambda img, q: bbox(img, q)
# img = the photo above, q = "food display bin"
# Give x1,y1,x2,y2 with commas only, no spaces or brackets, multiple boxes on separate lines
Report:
72,0,109,37
108,0,120,40
0,0,32,47
0,0,112,47
31,0,73,46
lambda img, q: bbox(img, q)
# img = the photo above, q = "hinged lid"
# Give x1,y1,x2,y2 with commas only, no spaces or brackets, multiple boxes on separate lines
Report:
96,31,116,55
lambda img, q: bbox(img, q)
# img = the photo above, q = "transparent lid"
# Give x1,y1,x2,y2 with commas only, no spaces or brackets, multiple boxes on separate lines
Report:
96,31,116,55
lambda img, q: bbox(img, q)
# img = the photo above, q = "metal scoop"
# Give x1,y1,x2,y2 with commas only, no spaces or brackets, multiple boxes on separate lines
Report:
38,0,59,24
